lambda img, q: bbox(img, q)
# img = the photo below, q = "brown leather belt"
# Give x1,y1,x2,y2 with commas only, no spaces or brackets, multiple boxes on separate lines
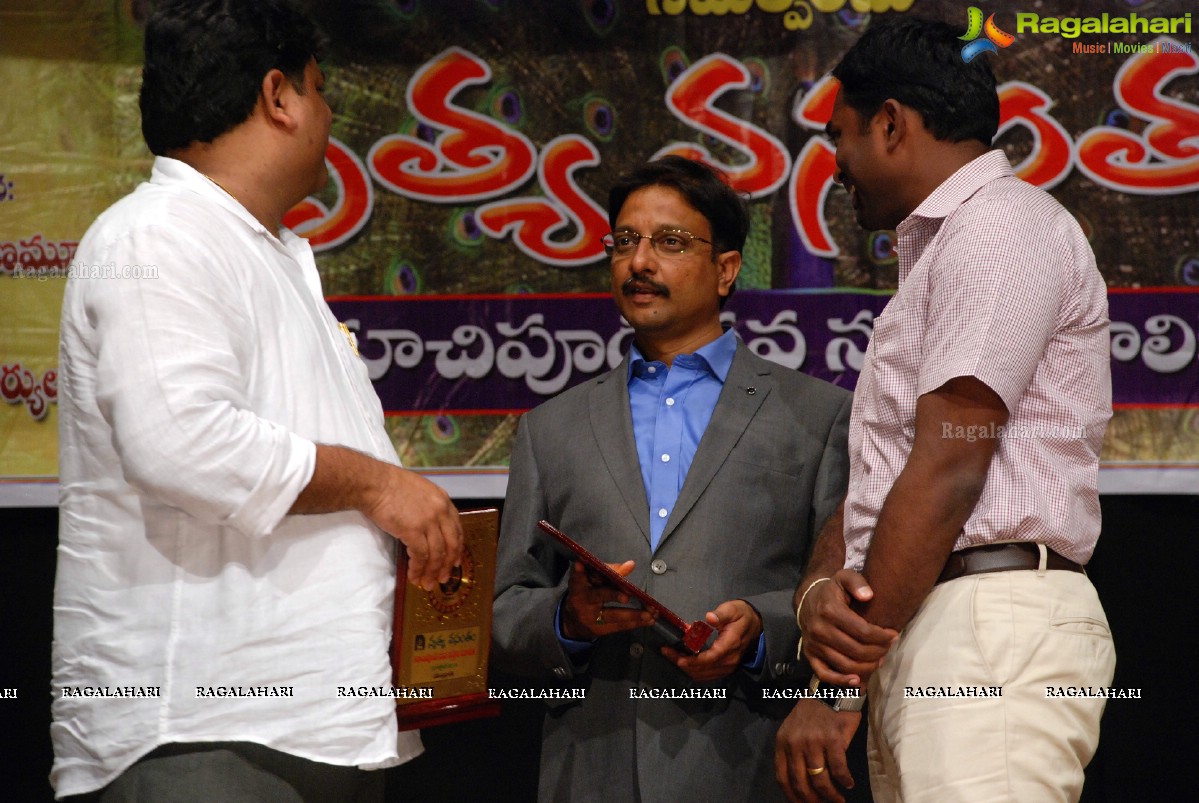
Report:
937,542,1084,584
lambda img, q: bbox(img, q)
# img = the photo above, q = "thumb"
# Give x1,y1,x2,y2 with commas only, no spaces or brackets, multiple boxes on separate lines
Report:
836,569,874,602
707,599,746,628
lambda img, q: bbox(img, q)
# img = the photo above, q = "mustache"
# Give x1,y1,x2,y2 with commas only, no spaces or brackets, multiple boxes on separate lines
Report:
621,275,670,297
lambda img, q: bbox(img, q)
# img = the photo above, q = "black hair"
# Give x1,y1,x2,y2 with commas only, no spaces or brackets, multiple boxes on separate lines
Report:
139,0,328,155
608,156,748,305
831,17,999,147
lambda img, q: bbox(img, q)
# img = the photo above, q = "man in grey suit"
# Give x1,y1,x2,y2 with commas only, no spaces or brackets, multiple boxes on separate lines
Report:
492,156,852,803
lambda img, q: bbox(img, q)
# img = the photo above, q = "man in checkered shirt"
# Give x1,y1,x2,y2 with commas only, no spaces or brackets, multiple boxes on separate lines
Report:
775,17,1115,803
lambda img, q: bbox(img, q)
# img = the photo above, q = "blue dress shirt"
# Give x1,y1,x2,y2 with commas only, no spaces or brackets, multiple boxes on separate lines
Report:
627,327,737,552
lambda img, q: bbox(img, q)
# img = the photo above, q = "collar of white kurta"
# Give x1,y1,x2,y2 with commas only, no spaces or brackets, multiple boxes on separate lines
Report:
149,155,302,250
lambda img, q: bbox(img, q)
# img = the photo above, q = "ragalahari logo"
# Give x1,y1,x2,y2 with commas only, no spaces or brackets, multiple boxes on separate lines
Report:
960,7,1015,62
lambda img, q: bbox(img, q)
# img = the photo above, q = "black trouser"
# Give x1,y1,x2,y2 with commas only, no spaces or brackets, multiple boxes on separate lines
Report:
62,741,384,803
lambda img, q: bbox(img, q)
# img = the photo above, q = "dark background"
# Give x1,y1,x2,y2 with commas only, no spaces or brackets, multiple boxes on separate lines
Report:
2,494,1194,800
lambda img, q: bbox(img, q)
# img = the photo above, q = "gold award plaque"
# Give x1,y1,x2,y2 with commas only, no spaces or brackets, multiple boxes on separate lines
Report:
392,508,501,730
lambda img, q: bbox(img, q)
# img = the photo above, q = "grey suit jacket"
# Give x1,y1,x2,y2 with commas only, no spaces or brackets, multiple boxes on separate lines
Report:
492,339,851,803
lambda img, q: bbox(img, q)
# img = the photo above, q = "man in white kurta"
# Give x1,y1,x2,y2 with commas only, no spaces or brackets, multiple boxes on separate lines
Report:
52,3,461,798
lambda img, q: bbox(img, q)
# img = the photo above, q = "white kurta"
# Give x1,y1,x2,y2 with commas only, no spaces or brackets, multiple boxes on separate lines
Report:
52,156,420,796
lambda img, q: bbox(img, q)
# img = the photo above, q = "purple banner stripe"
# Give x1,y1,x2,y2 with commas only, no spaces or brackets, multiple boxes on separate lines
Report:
328,289,1199,413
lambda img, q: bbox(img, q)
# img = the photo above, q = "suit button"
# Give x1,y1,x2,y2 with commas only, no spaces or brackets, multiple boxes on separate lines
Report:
650,559,667,575
629,643,644,658
774,662,787,675
553,667,568,678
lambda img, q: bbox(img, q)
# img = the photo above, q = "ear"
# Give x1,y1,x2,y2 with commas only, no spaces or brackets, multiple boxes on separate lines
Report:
260,69,298,130
716,250,741,300
878,98,907,152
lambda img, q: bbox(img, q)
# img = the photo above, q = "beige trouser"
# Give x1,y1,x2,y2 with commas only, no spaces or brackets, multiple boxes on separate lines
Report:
867,569,1116,802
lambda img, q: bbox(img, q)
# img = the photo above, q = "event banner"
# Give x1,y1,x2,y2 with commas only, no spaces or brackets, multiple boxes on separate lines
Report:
1,0,1196,497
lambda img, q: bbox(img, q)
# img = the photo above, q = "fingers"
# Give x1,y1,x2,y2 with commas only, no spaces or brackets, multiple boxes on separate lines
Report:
568,560,630,599
576,606,655,639
784,745,822,802
421,515,448,582
824,613,897,653
662,644,738,681
806,656,862,688
438,506,465,577
663,626,736,678
707,598,753,628
776,717,838,802
819,710,862,800
561,561,654,640
809,621,895,662
774,737,801,803
774,701,857,803
802,629,890,684
709,599,761,646
608,559,638,581
366,467,463,591
802,576,897,648
665,600,761,681
825,737,855,794
802,621,894,680
405,549,428,589
800,576,897,679
700,617,746,658
804,758,847,803
405,476,462,590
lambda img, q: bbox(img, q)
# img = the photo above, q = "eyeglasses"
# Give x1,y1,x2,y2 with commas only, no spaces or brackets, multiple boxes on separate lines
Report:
601,228,714,259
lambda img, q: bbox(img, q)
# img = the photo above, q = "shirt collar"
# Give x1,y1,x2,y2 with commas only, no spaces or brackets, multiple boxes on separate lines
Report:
149,155,296,247
627,326,738,384
904,149,1014,222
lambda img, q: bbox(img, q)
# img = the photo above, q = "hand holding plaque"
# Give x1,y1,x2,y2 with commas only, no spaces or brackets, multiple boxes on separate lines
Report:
560,558,656,641
537,521,714,654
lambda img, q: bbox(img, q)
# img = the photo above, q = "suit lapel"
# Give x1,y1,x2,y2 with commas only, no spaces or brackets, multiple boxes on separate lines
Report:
658,343,771,548
589,359,651,544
